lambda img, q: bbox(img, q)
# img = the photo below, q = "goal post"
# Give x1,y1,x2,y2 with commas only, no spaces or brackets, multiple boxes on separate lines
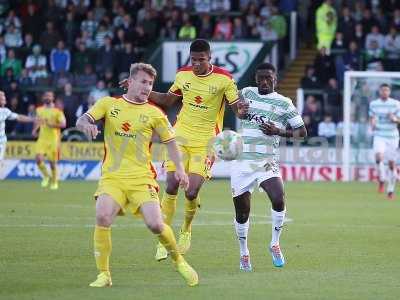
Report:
343,71,400,181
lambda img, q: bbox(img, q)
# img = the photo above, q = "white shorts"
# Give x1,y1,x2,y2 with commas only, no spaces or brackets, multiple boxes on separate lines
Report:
373,136,399,160
0,142,6,161
230,159,281,197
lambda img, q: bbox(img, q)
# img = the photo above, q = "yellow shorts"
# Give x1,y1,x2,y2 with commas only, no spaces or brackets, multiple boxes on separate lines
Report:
94,178,160,217
164,144,214,179
35,139,60,162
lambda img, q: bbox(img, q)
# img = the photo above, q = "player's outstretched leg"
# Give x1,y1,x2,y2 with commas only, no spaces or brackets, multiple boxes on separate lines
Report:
155,173,179,261
158,224,198,286
387,160,396,200
142,202,198,286
233,192,252,272
89,195,119,287
261,177,286,268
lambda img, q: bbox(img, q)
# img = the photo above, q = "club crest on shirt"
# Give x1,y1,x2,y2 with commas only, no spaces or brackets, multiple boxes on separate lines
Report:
183,82,191,91
139,114,149,124
209,85,217,95
110,107,121,118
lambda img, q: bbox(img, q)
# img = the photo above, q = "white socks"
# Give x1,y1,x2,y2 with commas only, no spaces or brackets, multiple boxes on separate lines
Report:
271,209,286,247
377,161,386,182
234,209,286,255
234,218,249,256
387,168,397,193
377,161,397,193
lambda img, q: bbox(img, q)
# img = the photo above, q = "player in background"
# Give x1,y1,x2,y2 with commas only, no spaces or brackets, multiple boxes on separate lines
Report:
231,63,307,271
120,39,248,261
76,63,198,288
32,91,66,190
369,83,400,199
0,90,35,171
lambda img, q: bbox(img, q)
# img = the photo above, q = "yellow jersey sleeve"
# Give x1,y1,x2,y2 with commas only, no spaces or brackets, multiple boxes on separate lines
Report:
153,111,175,143
168,71,183,96
85,97,110,122
56,109,66,125
225,77,239,105
36,107,43,118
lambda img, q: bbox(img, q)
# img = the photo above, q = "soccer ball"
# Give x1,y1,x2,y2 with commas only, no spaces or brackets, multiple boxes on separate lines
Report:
213,130,243,161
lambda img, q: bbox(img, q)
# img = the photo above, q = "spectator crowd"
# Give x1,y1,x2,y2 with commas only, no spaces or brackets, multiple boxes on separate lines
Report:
301,0,400,145
0,0,292,137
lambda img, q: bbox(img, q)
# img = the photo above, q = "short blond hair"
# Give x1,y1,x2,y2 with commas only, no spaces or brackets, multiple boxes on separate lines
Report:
129,63,157,79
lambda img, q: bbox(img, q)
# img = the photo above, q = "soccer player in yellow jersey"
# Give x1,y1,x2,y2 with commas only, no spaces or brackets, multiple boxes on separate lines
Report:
122,39,249,260
32,91,66,190
76,63,198,287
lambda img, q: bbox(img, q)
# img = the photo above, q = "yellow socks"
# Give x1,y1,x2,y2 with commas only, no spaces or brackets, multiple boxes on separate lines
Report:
51,165,58,184
161,193,177,225
158,224,183,264
37,161,49,178
94,225,112,273
182,197,199,232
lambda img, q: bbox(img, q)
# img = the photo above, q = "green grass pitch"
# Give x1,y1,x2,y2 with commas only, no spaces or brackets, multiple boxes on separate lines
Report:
1,180,399,300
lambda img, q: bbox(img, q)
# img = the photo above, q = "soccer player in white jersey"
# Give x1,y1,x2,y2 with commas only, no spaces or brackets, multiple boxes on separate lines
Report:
0,91,35,168
369,83,400,199
231,63,307,271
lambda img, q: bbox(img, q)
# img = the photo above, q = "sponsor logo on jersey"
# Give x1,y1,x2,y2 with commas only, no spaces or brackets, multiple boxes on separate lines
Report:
110,107,121,118
247,113,268,124
121,122,131,132
115,122,136,138
115,131,136,138
189,96,208,109
194,96,203,104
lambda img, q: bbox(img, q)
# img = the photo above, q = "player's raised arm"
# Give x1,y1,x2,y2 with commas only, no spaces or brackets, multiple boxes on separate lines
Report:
119,79,181,109
15,114,35,123
149,91,182,108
